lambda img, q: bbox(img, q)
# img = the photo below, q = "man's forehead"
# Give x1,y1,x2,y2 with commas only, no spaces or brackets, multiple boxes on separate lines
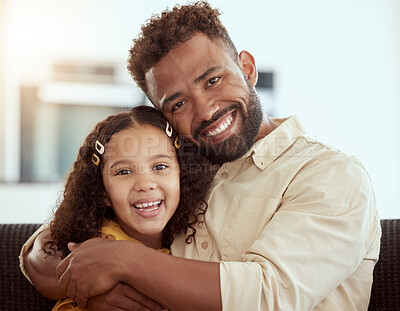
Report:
145,68,164,109
144,34,233,103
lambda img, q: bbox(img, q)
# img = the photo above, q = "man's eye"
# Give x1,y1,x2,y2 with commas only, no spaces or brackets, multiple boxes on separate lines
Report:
116,169,131,175
153,164,168,171
207,77,220,86
172,101,185,112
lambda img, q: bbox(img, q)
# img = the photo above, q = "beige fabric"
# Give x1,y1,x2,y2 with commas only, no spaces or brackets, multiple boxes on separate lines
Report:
171,116,380,311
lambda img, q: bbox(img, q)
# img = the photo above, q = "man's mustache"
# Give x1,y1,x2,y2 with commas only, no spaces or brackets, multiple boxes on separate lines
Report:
193,103,241,141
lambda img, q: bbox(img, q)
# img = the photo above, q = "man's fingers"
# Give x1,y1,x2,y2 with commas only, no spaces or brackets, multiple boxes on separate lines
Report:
86,283,165,311
76,294,89,309
87,285,157,311
67,242,80,252
120,283,165,311
56,254,70,281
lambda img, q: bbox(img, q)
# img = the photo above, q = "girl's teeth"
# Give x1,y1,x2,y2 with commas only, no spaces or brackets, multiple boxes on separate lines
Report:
135,201,161,209
138,206,159,212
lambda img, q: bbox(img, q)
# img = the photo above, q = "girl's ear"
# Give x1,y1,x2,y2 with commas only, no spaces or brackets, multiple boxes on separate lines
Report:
238,50,258,87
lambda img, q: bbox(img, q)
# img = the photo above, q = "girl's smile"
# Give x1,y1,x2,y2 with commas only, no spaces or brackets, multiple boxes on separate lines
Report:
132,199,164,218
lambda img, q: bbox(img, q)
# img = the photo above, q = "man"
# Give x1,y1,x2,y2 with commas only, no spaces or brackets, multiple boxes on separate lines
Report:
21,2,380,310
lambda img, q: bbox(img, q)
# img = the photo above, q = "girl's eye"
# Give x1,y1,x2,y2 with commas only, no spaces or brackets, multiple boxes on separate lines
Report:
207,77,220,87
172,101,185,112
116,169,131,175
153,164,168,171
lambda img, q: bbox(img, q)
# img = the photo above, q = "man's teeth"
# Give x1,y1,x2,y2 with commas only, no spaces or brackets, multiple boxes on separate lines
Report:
134,201,161,211
205,114,233,137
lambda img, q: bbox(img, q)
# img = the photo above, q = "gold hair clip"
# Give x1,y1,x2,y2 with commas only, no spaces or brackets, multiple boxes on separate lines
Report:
174,136,181,149
95,140,105,155
165,122,173,138
92,154,100,166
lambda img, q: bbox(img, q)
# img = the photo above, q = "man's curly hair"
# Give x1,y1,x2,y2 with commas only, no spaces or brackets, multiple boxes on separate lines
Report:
128,1,238,94
43,106,213,258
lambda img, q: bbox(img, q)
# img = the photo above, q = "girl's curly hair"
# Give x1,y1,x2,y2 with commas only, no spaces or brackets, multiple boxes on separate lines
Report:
43,105,213,258
128,1,238,94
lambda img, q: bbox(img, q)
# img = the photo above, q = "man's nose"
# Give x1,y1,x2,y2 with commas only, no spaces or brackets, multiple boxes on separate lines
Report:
193,95,219,123
133,172,156,192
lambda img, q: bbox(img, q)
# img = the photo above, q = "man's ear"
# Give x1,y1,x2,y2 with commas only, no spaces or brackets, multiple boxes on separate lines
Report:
238,50,258,86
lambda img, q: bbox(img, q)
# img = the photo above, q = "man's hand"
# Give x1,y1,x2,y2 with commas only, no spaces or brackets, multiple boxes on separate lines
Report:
56,238,128,308
87,283,167,311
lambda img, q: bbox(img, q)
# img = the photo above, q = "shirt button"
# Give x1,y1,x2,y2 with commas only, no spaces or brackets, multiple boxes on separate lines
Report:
247,157,253,163
201,241,209,249
221,171,229,179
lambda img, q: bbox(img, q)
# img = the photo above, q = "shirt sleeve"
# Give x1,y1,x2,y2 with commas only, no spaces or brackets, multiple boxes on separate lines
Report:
219,154,379,310
18,223,49,284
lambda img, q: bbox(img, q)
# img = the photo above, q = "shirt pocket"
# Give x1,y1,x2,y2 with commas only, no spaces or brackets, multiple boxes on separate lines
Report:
220,196,281,261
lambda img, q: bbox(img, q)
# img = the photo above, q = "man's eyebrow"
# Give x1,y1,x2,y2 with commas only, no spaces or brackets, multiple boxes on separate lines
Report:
161,66,222,109
194,66,221,84
162,92,183,108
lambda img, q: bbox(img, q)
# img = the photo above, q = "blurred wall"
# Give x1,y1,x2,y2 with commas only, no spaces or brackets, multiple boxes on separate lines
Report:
1,0,399,222
0,0,5,180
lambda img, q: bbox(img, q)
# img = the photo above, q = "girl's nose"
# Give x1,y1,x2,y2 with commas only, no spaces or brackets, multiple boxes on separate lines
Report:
133,173,157,192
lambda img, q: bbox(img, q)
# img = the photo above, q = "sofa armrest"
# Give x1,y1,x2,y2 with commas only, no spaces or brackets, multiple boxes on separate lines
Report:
368,219,400,311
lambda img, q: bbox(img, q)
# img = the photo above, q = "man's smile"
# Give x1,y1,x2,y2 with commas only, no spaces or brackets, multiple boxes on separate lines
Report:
193,104,241,143
203,111,234,138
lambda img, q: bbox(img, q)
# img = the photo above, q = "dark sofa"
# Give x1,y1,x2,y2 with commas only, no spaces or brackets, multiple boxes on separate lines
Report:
0,220,399,310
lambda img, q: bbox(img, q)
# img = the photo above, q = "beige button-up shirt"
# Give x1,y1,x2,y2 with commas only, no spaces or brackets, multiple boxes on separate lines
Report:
171,116,380,310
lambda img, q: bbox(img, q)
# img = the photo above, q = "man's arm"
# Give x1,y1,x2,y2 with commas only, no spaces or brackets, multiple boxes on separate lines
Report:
57,154,379,311
23,228,167,310
56,238,222,311
23,228,66,299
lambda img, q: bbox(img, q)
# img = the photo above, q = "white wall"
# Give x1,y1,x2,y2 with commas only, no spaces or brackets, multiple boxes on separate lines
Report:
0,0,6,180
1,0,399,222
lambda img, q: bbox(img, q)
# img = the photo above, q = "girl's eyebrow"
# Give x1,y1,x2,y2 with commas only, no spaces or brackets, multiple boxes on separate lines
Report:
109,154,173,170
109,160,131,170
150,154,173,161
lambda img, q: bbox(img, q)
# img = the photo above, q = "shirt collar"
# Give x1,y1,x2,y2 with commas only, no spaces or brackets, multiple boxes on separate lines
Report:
245,115,305,170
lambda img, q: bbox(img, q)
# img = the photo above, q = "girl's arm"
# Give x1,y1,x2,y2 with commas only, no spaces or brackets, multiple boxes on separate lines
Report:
24,228,66,299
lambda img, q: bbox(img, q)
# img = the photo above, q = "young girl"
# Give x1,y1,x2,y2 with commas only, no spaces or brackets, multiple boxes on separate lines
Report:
43,105,212,310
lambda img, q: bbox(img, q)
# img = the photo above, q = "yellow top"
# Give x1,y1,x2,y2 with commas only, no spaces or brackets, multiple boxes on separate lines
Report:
53,219,169,311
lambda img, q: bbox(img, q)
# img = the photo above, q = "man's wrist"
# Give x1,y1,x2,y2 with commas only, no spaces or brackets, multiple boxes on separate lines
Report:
113,240,143,284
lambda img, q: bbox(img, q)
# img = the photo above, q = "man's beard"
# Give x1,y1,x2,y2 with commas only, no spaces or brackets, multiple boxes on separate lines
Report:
193,79,263,165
